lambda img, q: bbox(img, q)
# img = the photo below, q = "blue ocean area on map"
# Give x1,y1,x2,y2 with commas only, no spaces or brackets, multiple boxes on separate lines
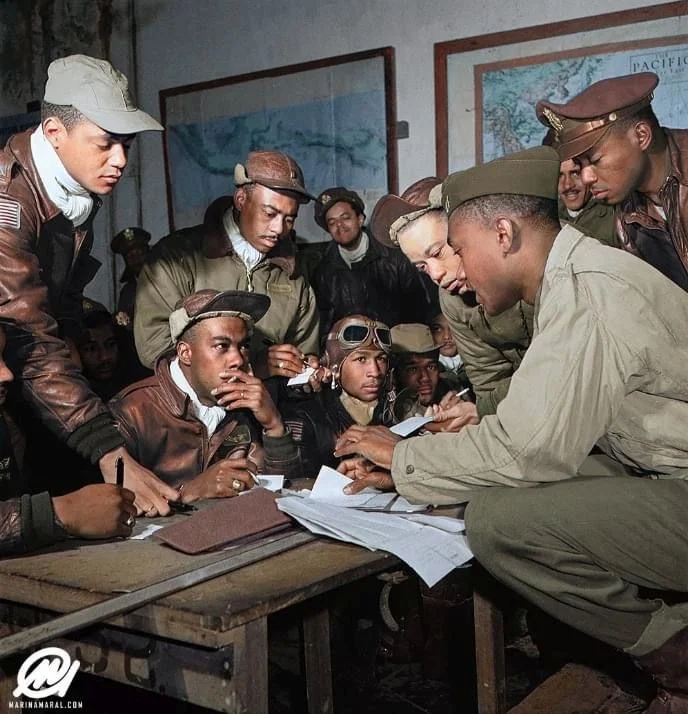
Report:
481,43,688,161
168,89,387,222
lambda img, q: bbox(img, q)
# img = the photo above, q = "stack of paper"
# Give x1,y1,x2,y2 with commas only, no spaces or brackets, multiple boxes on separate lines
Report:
277,466,473,587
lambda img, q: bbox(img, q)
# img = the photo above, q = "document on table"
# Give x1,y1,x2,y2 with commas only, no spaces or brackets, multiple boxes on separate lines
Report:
277,495,473,587
309,465,426,512
390,415,433,436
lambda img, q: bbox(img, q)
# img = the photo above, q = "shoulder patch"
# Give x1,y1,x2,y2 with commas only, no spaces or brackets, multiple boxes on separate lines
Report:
284,419,304,442
0,199,20,229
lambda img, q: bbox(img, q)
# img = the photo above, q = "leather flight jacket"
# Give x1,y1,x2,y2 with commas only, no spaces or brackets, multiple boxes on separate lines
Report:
0,129,122,464
617,128,688,291
109,353,301,488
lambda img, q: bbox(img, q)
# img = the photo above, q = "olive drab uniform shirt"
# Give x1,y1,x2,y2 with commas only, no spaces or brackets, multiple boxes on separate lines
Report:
558,198,618,248
439,290,533,417
394,225,688,505
134,199,319,368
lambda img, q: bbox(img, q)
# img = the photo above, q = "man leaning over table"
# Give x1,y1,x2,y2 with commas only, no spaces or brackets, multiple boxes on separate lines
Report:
334,147,688,712
0,54,179,517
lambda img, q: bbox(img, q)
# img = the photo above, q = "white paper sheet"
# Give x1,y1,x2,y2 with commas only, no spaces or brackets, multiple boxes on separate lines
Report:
277,496,473,587
256,474,284,491
310,465,391,507
287,366,316,386
389,415,433,436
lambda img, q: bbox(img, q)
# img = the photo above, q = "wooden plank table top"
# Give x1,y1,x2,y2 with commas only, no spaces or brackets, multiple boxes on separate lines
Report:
0,518,396,649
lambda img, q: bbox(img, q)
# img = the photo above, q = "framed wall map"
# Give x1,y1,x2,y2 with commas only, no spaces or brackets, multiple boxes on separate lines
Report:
434,2,687,175
160,48,397,238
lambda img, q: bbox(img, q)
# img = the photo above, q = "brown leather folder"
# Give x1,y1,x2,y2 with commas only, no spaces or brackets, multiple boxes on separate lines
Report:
154,488,292,554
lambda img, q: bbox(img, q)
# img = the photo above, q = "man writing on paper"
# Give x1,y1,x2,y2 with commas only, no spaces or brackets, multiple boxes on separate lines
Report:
110,290,300,500
335,147,688,711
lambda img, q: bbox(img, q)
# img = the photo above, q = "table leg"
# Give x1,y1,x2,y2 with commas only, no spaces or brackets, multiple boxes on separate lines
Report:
474,588,506,714
301,603,333,714
234,616,269,714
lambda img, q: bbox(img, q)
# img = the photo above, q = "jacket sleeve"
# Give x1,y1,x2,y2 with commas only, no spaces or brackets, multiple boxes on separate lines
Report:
281,407,324,478
262,430,302,481
0,492,66,556
284,279,320,356
0,205,122,463
439,290,515,417
393,282,634,504
134,238,195,368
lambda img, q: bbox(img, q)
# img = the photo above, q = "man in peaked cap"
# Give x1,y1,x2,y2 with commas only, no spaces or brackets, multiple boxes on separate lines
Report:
335,146,688,710
310,186,430,341
111,226,151,324
111,289,300,495
538,71,688,291
134,150,320,378
0,54,180,517
369,187,532,419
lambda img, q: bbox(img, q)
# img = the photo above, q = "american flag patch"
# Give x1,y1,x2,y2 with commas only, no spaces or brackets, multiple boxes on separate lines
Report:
284,419,304,442
0,199,20,229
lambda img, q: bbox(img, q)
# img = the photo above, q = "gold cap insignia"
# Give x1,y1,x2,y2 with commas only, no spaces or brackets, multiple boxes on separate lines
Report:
541,107,564,136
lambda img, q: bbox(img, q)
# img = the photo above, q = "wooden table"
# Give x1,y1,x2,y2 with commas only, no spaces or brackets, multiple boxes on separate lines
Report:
0,521,398,713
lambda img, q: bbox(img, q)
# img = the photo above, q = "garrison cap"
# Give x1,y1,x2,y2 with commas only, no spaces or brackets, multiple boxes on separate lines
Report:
391,323,437,356
441,146,560,216
169,289,270,343
314,187,365,230
536,72,658,161
234,151,312,203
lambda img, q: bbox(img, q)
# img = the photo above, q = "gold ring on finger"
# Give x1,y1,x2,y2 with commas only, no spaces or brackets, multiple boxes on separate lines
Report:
232,478,244,492
125,514,135,528
278,361,284,369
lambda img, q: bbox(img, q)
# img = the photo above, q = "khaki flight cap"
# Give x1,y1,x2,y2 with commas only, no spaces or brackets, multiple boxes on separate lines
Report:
536,72,658,161
441,146,560,216
44,54,163,134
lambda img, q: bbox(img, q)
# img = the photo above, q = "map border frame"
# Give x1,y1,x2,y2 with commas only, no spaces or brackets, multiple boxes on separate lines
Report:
159,47,397,233
434,1,687,176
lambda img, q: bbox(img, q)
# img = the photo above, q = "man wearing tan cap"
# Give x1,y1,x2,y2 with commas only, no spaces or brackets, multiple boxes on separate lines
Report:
336,146,688,710
369,187,532,419
111,290,300,495
0,54,180,516
134,151,320,378
538,71,688,290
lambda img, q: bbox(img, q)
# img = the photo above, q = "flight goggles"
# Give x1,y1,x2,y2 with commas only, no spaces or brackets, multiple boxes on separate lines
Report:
327,319,392,352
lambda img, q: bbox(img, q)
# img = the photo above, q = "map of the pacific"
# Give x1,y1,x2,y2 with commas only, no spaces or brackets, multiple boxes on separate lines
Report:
480,42,688,161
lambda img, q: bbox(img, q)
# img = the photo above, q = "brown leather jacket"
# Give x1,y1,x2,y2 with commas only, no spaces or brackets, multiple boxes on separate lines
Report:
617,128,688,291
109,354,301,487
0,129,123,463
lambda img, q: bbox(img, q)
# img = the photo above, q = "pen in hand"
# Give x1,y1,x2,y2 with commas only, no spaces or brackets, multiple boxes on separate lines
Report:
115,456,124,488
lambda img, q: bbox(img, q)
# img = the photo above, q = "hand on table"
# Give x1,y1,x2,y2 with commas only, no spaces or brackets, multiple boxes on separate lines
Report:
99,447,179,517
180,457,257,502
52,484,136,538
337,456,394,494
333,424,401,471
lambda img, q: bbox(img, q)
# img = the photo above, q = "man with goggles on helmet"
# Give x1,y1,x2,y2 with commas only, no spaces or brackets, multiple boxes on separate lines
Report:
281,315,395,477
